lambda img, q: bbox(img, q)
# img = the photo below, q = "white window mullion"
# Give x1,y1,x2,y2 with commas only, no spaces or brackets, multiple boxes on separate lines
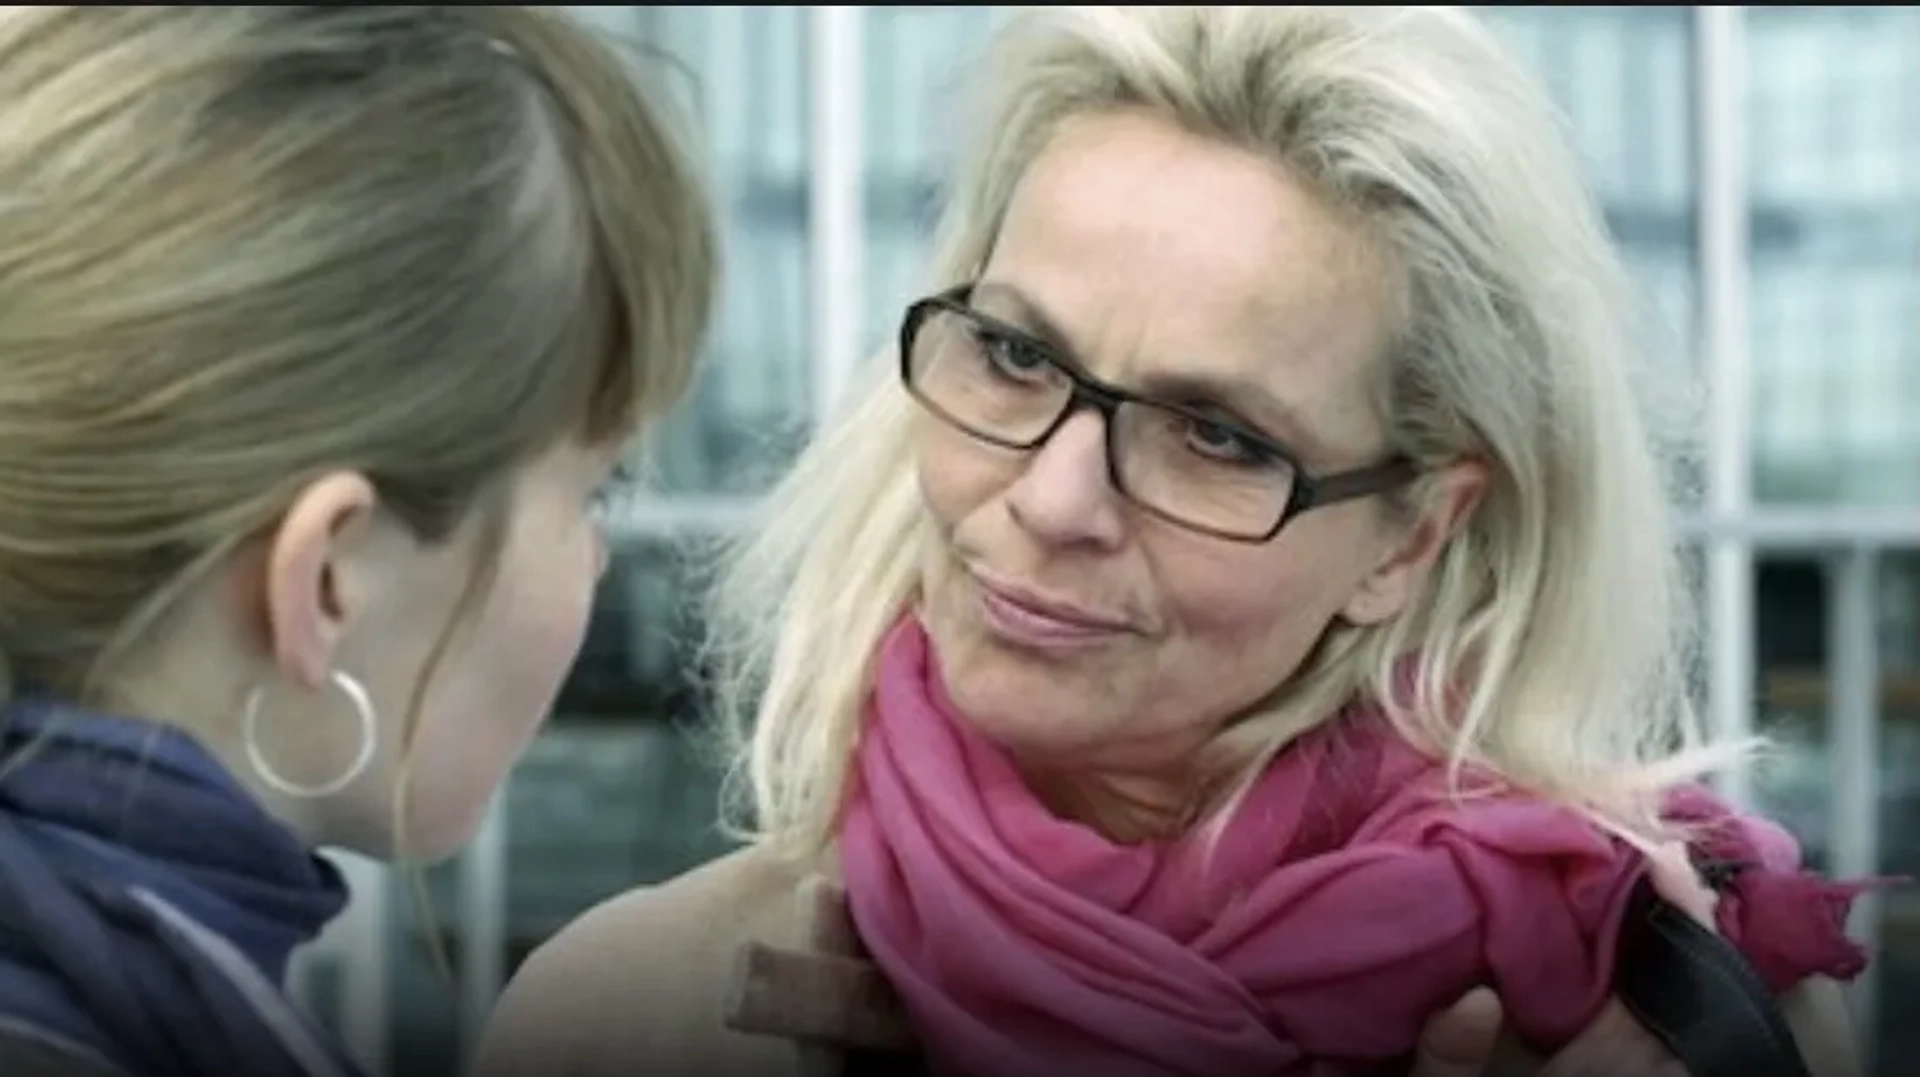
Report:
808,5,868,427
1826,546,1883,1062
1695,4,1756,808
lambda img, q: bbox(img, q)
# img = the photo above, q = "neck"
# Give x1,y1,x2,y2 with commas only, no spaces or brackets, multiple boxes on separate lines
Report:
80,670,335,851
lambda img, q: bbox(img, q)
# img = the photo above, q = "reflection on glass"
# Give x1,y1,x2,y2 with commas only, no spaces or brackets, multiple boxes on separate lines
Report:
1747,7,1920,506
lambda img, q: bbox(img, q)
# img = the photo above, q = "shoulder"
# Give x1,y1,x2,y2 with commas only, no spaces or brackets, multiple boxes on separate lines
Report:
558,840,811,949
472,843,818,1077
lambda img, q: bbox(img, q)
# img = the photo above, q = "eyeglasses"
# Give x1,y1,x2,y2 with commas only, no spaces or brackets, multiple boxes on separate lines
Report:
899,286,1418,543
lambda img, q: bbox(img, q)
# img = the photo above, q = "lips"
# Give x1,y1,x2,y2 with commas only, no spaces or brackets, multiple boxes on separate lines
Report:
969,569,1137,651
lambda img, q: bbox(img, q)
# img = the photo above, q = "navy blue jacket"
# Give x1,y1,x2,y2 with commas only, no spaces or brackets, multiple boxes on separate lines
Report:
0,695,366,1077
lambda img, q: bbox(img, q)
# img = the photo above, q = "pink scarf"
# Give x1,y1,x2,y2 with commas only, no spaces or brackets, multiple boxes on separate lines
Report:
838,617,1871,1077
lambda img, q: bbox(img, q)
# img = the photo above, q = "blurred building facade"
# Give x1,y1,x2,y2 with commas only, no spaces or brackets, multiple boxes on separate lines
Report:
292,7,1920,1077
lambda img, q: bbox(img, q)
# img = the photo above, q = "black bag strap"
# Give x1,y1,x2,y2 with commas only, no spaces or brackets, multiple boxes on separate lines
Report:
1612,875,1813,1077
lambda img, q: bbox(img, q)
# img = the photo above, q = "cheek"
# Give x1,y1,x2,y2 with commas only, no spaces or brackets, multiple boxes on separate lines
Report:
1158,527,1365,673
487,518,600,696
397,513,600,856
1163,547,1293,641
915,427,1022,629
914,422,1011,532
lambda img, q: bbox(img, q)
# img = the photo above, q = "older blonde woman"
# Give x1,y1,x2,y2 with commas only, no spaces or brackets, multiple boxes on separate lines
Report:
479,8,1868,1077
0,8,714,1077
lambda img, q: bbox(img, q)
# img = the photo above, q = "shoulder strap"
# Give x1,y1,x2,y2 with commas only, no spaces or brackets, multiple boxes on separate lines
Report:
1612,877,1814,1077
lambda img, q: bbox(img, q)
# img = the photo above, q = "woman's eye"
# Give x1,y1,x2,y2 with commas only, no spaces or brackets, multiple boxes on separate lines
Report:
1186,419,1273,466
977,331,1050,380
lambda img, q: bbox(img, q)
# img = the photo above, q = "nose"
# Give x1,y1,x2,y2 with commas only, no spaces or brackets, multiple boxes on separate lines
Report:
1004,409,1126,549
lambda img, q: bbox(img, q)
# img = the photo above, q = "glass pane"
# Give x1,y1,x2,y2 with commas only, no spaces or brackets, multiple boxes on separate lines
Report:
1751,555,1831,860
542,535,724,903
862,6,1001,342
1874,552,1919,1073
1480,7,1701,369
1747,7,1920,506
1477,7,1702,509
392,715,729,1077
1751,551,1920,1077
498,718,730,947
554,541,706,721
577,6,815,497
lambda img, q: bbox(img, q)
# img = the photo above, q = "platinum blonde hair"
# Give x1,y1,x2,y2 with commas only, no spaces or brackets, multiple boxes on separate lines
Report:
710,5,1738,859
0,7,716,712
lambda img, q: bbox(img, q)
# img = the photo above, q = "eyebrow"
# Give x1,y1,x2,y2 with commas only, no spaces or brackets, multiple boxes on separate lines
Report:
969,279,1330,458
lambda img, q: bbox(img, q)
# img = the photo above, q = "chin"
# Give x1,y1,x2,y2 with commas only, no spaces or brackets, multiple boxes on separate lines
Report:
357,766,504,864
938,659,1109,765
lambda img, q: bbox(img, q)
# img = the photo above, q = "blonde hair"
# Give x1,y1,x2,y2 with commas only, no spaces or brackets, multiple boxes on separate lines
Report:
0,7,716,711
710,5,1739,860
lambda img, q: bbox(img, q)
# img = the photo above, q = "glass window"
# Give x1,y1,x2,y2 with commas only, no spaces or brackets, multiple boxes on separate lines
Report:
1480,7,1701,363
862,6,1001,341
1878,554,1920,1071
1750,551,1920,1071
575,6,816,498
553,538,706,721
1746,7,1920,506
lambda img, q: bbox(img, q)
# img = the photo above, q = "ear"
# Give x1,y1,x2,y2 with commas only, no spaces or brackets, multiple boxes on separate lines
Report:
260,472,381,690
1340,460,1488,627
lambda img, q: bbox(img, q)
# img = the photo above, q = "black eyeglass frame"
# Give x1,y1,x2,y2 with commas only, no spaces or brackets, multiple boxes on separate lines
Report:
898,284,1420,544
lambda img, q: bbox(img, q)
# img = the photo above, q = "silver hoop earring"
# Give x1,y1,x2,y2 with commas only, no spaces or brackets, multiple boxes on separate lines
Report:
242,670,377,799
